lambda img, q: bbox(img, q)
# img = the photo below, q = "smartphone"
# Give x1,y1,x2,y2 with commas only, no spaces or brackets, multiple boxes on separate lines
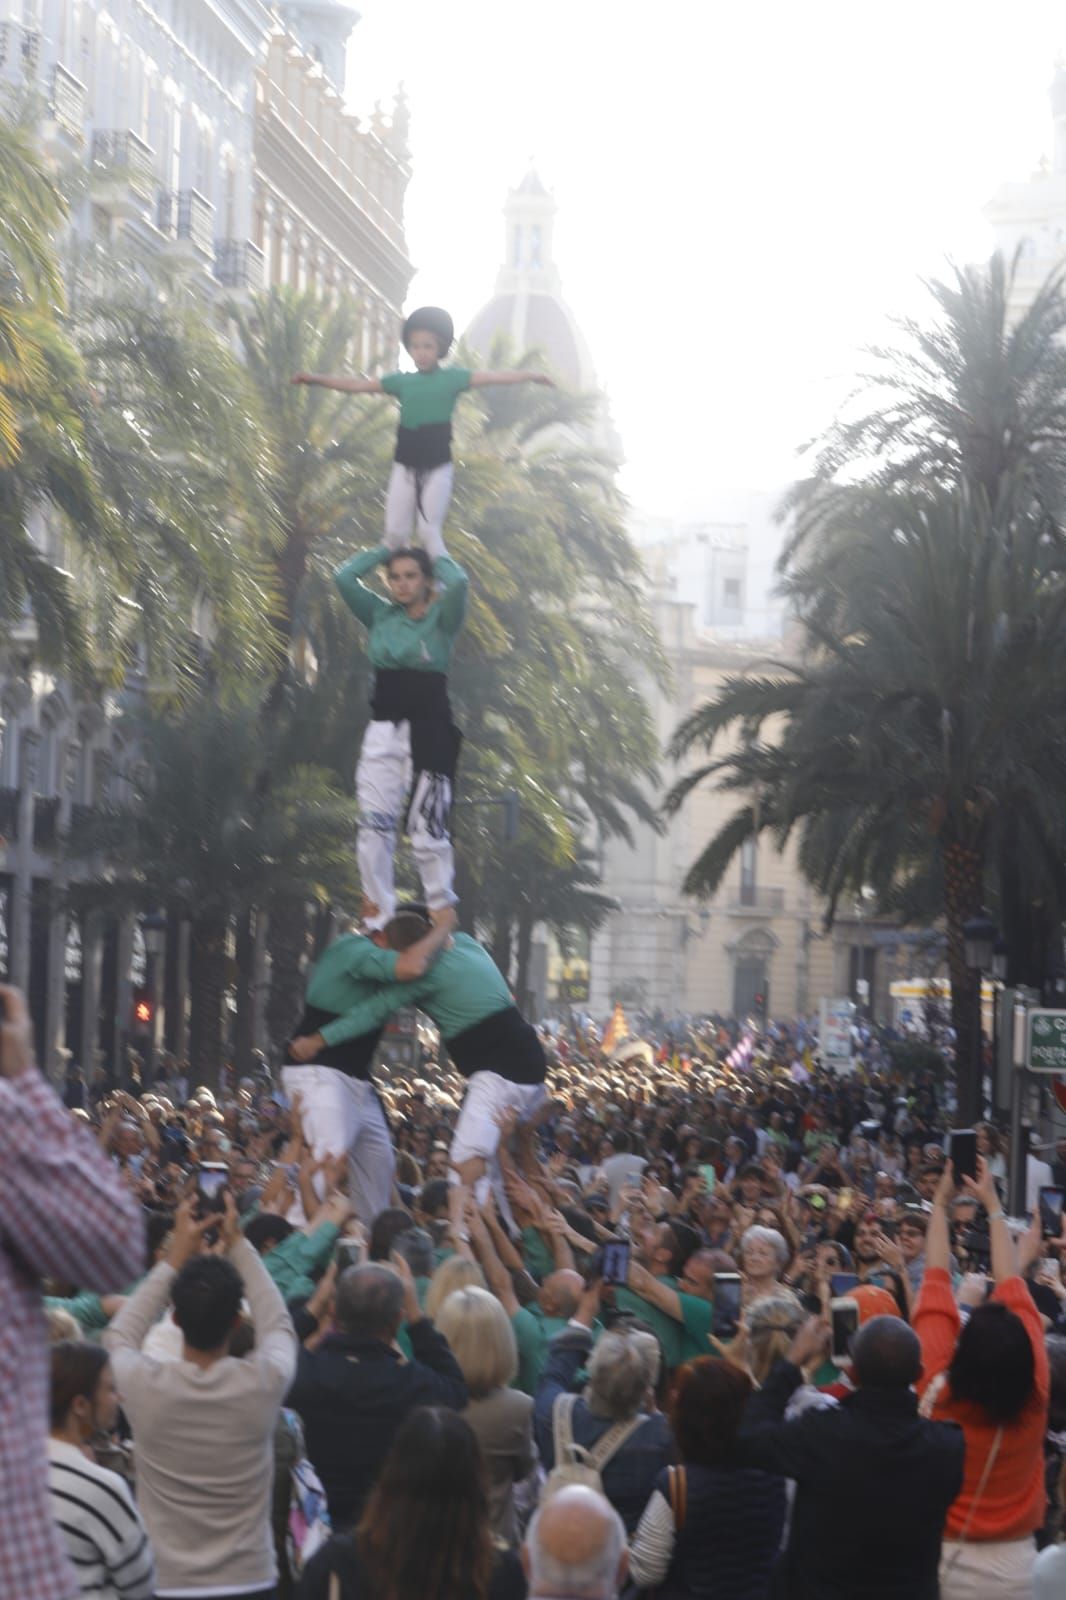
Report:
1038,1185,1065,1240
601,1241,631,1285
949,1129,977,1185
837,1188,853,1211
335,1237,364,1272
830,1296,860,1364
830,1272,860,1297
713,1272,743,1339
196,1162,229,1214
879,1217,897,1240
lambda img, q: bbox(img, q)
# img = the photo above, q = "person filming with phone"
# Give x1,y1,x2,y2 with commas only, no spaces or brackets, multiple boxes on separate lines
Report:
738,1312,964,1599
913,1154,1050,1598
103,1188,297,1600
0,984,145,1600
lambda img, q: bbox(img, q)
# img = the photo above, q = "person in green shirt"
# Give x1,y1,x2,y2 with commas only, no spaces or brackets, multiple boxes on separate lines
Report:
292,907,546,1206
293,305,554,558
285,912,454,1222
295,308,552,928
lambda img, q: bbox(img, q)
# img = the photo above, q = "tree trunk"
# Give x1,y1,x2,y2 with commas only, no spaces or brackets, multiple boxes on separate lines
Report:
515,910,535,1015
491,912,513,984
188,910,228,1093
266,897,310,1057
232,908,256,1081
942,835,984,1124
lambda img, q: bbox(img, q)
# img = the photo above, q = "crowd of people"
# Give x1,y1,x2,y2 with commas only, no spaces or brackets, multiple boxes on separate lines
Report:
6,972,1066,1600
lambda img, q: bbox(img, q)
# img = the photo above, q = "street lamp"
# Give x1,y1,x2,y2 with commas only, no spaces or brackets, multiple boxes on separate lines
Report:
963,912,998,973
992,937,1009,985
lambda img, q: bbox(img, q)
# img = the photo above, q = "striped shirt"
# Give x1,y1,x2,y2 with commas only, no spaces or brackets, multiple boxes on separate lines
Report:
47,1439,155,1600
0,1068,146,1600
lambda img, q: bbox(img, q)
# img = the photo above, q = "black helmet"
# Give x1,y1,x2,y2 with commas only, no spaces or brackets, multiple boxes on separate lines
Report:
401,305,454,355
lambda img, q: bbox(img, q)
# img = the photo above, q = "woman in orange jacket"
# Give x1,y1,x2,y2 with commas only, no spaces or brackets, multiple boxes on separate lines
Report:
914,1156,1049,1599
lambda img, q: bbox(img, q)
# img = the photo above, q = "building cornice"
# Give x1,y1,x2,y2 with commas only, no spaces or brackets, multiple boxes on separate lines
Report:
257,114,413,301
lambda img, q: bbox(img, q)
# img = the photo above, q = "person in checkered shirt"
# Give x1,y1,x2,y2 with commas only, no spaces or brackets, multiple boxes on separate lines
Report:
0,984,145,1600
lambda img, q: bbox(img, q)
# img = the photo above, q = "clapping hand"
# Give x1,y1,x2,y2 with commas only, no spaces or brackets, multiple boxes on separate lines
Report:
166,1198,218,1269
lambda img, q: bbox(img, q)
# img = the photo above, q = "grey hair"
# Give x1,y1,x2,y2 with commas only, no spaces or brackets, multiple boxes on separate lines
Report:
526,1487,626,1600
741,1225,790,1270
334,1262,404,1341
586,1330,657,1421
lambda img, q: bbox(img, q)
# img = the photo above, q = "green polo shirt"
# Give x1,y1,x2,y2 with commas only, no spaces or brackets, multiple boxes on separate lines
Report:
380,366,472,429
316,933,512,1048
520,1227,556,1283
334,546,468,673
677,1291,715,1363
612,1278,685,1370
312,935,422,1051
512,1305,604,1395
262,1222,339,1304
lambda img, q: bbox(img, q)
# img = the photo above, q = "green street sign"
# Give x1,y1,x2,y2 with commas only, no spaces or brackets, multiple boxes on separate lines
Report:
1026,1009,1066,1073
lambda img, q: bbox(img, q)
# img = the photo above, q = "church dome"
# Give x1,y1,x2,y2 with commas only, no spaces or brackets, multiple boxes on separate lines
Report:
463,169,597,392
466,291,588,389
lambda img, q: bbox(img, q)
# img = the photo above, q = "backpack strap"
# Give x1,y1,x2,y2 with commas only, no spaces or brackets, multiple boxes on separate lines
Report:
585,1412,647,1474
667,1464,687,1531
552,1392,579,1466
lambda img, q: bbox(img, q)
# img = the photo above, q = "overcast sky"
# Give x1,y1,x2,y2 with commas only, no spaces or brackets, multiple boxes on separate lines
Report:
346,1,1066,518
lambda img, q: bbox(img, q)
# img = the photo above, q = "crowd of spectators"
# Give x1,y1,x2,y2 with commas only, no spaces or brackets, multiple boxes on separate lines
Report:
6,982,1066,1600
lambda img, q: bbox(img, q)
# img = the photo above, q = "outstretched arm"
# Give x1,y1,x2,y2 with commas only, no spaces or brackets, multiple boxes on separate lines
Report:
469,370,555,389
288,974,427,1060
292,373,386,395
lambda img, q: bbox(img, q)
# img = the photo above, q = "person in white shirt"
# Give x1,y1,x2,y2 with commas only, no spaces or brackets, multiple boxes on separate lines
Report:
104,1194,296,1600
48,1342,155,1600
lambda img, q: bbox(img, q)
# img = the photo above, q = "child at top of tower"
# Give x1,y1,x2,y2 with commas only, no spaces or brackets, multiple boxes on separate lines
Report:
292,304,554,559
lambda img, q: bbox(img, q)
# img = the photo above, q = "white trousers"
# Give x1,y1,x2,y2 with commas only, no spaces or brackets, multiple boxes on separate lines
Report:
939,1537,1034,1599
356,717,456,928
450,1071,547,1211
385,462,454,560
281,1064,395,1226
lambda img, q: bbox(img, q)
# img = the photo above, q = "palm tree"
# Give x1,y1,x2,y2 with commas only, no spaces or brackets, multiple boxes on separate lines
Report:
67,684,358,1090
78,276,279,691
0,115,111,671
668,486,1066,1121
669,255,1066,1119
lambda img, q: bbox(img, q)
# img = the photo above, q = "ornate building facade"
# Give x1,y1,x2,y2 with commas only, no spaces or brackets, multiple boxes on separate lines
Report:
0,0,412,1078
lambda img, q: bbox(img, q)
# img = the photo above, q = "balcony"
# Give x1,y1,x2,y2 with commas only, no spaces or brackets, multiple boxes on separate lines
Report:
730,885,785,915
33,795,60,852
0,23,40,86
157,189,215,261
214,239,265,293
0,787,17,843
91,131,155,217
45,63,86,145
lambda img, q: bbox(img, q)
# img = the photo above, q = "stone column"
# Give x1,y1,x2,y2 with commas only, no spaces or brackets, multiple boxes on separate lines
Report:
112,910,135,1084
79,908,103,1081
43,737,77,1083
11,727,39,992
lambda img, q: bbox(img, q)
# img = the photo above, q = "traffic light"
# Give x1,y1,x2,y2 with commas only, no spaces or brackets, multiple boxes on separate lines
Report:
132,988,153,1032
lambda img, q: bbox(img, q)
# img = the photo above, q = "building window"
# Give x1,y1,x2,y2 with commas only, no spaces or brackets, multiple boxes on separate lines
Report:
530,224,542,267
740,837,756,906
723,577,741,609
512,224,522,267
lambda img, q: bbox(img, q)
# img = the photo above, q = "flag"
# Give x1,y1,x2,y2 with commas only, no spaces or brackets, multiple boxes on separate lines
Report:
603,1003,627,1055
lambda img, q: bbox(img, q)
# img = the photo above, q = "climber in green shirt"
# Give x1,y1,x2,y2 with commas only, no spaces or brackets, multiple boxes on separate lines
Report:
294,307,553,929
